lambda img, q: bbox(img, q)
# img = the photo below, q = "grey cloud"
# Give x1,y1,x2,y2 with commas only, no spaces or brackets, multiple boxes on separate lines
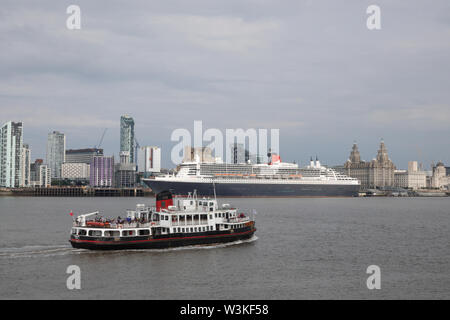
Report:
0,0,449,168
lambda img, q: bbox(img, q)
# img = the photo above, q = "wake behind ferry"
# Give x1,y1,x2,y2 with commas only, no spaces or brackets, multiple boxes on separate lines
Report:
143,153,360,197
69,191,256,250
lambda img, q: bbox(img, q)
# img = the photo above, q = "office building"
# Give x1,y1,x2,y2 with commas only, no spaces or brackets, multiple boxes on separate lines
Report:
61,163,90,180
431,162,450,189
183,146,215,163
115,151,136,188
0,121,23,188
46,131,65,179
65,148,103,164
342,141,396,189
394,162,426,190
138,146,161,173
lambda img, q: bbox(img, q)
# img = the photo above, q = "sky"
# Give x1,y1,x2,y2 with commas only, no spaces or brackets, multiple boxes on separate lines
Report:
1,0,449,169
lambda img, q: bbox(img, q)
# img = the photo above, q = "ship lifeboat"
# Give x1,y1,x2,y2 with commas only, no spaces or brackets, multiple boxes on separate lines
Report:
86,221,110,228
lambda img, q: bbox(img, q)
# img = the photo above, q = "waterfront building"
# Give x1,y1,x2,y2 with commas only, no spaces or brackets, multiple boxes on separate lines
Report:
20,143,31,187
65,148,103,164
230,143,249,164
138,146,161,174
394,162,426,190
46,131,65,179
115,151,136,188
30,159,43,184
120,115,135,164
29,159,51,187
431,162,450,189
61,163,90,180
39,165,51,187
183,146,216,163
0,121,23,188
342,141,396,189
90,155,114,187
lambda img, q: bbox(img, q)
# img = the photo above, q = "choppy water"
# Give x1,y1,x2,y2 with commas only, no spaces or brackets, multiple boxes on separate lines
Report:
0,196,449,299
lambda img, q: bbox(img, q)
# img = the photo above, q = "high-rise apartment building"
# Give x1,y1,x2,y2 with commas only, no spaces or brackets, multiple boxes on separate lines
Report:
90,156,114,187
0,121,23,188
46,131,65,179
20,143,31,187
120,115,135,163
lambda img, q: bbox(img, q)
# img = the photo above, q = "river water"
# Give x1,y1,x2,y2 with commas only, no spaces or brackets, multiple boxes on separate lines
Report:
0,196,449,299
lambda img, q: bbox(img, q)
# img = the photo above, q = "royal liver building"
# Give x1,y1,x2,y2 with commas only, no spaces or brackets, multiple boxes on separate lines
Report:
343,140,396,189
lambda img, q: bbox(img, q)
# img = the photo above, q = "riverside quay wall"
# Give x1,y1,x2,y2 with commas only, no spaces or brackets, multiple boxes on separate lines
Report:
2,187,153,197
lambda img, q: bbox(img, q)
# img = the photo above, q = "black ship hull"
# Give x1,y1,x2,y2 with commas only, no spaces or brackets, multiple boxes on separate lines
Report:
143,179,360,197
70,227,256,250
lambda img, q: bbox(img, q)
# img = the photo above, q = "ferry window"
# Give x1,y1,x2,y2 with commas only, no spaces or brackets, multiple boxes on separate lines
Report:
199,201,202,205
88,230,102,237
71,228,77,234
78,229,87,236
190,228,193,232
209,202,214,206
138,230,150,236
215,213,217,218
210,208,213,212
122,230,135,236
182,228,185,232
209,214,213,219
190,201,193,205
105,230,120,237
224,225,228,229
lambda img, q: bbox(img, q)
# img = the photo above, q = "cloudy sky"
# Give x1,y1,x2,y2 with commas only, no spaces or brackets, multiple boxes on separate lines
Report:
1,0,449,169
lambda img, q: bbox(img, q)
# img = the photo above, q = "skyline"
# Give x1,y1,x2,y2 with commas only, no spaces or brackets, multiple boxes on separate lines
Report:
1,1,450,168
1,117,447,171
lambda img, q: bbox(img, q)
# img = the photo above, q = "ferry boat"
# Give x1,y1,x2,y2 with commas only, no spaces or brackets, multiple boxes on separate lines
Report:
69,191,256,250
143,154,360,197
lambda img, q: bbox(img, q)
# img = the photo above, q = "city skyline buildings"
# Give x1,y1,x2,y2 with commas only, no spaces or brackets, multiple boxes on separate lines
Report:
46,131,65,179
0,121,23,187
120,115,135,164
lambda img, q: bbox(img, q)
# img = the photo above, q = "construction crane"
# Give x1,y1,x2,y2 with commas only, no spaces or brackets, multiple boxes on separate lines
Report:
94,128,108,150
134,136,140,167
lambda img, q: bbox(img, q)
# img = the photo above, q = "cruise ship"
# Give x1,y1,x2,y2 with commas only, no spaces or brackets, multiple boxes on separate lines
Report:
143,154,360,197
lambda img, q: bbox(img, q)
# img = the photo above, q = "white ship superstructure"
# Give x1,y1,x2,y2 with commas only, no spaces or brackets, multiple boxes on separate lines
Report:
143,155,360,197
